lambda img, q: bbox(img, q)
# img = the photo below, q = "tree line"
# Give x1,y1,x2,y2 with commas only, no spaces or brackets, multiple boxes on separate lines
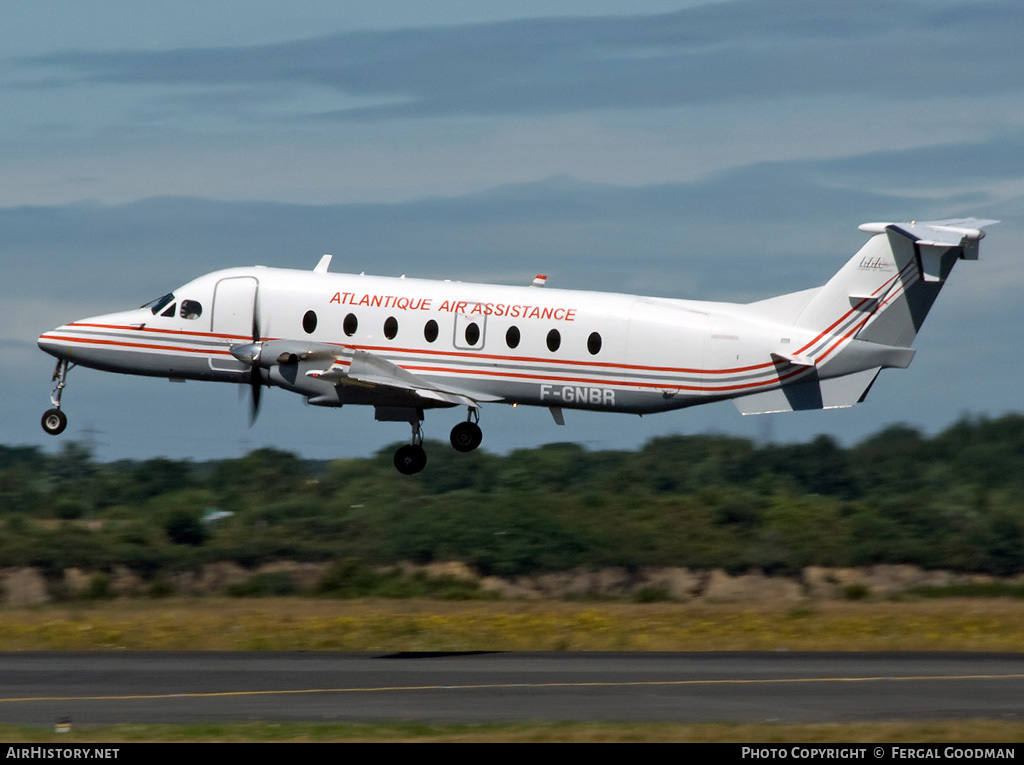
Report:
1,414,1023,581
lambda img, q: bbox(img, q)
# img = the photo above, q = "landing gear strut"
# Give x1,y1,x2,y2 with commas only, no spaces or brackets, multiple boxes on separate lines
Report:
383,405,484,474
41,360,72,436
450,408,483,452
393,418,427,475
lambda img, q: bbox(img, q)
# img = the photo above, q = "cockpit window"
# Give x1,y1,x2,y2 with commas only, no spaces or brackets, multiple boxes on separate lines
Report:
180,300,203,320
160,303,177,318
144,293,175,315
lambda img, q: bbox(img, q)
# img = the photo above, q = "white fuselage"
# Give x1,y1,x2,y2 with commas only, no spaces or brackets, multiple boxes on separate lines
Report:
36,218,996,472
38,265,823,415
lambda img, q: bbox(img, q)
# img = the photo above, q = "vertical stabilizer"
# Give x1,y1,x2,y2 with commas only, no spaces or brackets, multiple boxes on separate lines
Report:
735,218,996,415
794,219,996,348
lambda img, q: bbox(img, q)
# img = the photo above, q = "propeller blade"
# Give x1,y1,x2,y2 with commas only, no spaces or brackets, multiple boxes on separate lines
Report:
248,291,263,425
249,366,262,425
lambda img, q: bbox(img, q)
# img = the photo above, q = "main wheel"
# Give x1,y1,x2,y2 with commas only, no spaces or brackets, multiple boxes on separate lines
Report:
41,408,68,436
394,444,427,475
450,421,483,452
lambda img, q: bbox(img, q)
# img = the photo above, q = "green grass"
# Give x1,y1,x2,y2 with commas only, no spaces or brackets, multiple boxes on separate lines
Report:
903,582,1024,599
1,597,1023,652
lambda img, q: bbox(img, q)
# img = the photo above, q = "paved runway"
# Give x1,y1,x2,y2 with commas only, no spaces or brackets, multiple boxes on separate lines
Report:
1,652,1022,726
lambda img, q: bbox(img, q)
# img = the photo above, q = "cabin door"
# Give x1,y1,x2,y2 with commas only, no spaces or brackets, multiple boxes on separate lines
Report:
210,276,259,372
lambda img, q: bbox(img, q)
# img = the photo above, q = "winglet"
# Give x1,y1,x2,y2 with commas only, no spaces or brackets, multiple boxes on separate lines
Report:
531,275,547,288
314,254,332,274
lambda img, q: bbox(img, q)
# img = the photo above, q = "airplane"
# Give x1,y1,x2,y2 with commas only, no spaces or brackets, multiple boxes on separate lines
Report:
38,217,996,474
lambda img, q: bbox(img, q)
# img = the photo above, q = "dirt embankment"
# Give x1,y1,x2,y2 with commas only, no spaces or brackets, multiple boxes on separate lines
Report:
2,562,1019,605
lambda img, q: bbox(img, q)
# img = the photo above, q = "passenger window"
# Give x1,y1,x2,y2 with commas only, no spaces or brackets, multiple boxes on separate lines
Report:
303,310,318,334
384,316,398,339
343,313,358,336
180,300,203,320
465,322,480,346
506,326,521,349
546,329,561,352
587,332,602,355
424,319,439,343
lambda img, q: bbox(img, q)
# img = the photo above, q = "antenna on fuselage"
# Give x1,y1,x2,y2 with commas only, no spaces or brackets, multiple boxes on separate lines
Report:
314,254,332,273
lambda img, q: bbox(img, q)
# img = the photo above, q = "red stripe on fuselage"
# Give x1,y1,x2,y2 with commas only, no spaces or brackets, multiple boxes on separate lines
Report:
40,334,232,356
52,277,898,395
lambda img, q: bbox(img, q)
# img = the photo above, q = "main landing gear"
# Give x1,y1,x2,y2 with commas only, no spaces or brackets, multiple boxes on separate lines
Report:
390,407,484,475
393,419,428,475
41,360,72,436
450,408,483,453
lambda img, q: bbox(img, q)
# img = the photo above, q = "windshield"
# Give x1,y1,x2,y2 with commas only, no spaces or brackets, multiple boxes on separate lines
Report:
142,293,175,314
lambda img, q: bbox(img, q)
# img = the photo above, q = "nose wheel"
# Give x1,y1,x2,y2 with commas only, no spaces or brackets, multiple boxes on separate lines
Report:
41,360,72,436
42,408,68,436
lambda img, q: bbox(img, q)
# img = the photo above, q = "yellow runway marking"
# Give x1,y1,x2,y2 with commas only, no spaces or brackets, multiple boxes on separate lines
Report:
2,674,1023,704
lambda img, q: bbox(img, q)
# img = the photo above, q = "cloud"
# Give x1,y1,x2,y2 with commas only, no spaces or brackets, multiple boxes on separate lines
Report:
3,138,1009,315
806,132,1024,191
16,1,1024,121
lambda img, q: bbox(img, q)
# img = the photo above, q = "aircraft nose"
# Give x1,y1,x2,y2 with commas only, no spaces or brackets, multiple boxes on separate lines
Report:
38,325,74,361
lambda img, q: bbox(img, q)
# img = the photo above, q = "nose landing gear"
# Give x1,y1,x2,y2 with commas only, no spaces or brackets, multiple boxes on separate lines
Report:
41,360,72,436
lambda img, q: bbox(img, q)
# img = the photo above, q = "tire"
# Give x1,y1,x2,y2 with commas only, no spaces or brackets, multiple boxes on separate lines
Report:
450,421,483,452
394,444,427,474
41,408,68,436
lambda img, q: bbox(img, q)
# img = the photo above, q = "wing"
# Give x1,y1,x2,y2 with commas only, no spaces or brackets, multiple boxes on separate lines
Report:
235,338,499,406
309,348,500,406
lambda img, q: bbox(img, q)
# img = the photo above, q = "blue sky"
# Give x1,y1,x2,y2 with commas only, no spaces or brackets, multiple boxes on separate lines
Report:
2,0,1021,462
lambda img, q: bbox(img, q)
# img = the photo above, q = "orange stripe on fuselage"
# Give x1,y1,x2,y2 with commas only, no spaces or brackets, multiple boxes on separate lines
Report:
54,281,895,395
40,334,232,356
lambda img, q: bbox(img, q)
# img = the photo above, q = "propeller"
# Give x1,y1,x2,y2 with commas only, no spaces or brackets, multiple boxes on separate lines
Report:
228,295,265,425
248,297,263,424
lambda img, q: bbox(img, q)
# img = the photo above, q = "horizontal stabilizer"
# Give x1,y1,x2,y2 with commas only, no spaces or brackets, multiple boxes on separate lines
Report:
860,218,999,283
858,218,999,244
735,367,881,415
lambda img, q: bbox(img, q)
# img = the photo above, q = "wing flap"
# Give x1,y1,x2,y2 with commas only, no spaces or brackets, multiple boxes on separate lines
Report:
309,349,501,405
